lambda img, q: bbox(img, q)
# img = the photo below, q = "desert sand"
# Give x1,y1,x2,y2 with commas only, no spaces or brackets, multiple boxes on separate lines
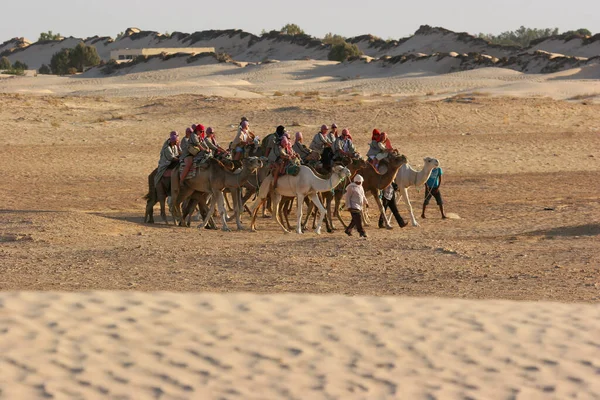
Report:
1,53,600,399
2,292,599,399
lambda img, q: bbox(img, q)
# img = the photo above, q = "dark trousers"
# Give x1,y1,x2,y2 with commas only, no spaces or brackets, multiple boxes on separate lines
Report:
347,210,365,234
379,194,406,227
424,186,443,206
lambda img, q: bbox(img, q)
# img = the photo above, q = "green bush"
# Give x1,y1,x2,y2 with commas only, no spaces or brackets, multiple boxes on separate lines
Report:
477,26,560,47
323,33,346,46
0,56,10,70
280,23,304,36
39,30,62,41
38,64,51,74
12,60,28,70
328,42,362,62
49,43,101,75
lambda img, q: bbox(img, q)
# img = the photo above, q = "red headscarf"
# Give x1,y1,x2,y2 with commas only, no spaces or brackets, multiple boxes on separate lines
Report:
371,129,381,141
379,132,393,150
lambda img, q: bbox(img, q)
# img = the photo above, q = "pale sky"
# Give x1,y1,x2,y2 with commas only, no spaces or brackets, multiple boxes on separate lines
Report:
2,0,599,44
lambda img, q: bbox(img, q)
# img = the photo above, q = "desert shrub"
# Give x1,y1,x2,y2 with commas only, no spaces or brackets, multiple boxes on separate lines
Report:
273,91,284,96
477,26,559,47
67,67,78,75
0,56,10,70
323,33,346,46
280,23,304,36
12,60,28,70
328,42,362,62
39,31,62,41
38,64,51,74
563,28,592,37
50,43,100,75
69,43,100,72
50,49,71,75
2,69,25,76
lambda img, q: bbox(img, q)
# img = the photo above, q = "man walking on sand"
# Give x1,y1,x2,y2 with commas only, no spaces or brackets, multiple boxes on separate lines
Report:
344,174,368,238
422,166,447,219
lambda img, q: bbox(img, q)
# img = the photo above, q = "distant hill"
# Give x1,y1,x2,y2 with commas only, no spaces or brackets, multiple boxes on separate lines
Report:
1,25,598,74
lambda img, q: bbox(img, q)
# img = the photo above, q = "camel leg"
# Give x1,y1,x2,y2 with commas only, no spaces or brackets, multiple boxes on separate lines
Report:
144,198,155,224
250,197,266,232
223,190,234,212
232,189,244,230
371,190,390,229
198,192,218,230
303,197,313,232
215,191,231,232
310,193,327,235
159,196,168,225
273,192,289,233
400,187,419,227
334,190,348,229
295,194,306,234
325,193,334,231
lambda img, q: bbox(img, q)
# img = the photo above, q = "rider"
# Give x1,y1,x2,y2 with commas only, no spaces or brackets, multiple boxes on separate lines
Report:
203,127,228,158
231,120,252,161
333,128,358,160
292,131,316,162
366,129,393,170
194,124,206,141
155,131,180,186
180,127,192,156
272,130,297,187
327,123,339,143
310,124,333,153
180,124,209,183
266,125,286,165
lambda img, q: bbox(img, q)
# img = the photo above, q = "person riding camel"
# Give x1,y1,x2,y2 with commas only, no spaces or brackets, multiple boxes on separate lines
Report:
333,128,358,160
239,117,256,141
292,131,318,163
366,129,393,170
265,125,286,165
203,127,228,158
328,123,338,143
272,130,297,187
180,127,192,157
155,131,180,187
310,124,333,153
180,124,209,184
231,120,252,161
194,124,206,141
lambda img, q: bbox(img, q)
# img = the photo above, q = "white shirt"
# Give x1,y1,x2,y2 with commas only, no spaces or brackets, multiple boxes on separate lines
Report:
345,182,367,211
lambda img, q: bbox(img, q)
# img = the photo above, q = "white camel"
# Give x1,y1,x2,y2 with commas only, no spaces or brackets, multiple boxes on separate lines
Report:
394,157,439,226
249,165,351,234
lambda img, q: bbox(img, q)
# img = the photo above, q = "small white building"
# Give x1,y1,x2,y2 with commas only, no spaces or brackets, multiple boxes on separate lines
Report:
110,47,215,61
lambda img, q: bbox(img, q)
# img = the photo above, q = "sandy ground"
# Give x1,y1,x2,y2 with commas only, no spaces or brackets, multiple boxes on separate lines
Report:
2,292,600,400
1,65,599,398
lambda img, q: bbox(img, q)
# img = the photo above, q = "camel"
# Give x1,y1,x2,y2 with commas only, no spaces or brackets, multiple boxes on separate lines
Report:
394,157,439,226
144,167,176,224
249,165,351,234
171,157,263,231
349,153,408,229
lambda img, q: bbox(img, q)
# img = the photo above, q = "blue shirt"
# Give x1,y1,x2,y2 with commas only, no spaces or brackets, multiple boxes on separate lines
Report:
426,167,443,188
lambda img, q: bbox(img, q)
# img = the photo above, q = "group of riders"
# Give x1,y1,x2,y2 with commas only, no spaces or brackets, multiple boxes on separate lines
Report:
155,116,399,188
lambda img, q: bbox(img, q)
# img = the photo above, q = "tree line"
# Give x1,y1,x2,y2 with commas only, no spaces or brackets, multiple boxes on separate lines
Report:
477,26,592,47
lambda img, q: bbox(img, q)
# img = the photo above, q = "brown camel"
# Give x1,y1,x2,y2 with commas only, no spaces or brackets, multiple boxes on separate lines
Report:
171,157,263,231
349,153,408,229
144,165,177,224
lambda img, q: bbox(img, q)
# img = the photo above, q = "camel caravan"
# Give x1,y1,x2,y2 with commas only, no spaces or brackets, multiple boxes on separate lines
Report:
144,118,444,236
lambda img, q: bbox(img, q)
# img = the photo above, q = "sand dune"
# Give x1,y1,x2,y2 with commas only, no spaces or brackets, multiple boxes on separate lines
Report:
1,292,599,399
4,25,599,72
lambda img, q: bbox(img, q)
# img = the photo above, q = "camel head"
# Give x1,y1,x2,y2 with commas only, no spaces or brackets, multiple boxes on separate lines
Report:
332,164,352,179
389,153,408,167
423,157,440,171
243,156,263,172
